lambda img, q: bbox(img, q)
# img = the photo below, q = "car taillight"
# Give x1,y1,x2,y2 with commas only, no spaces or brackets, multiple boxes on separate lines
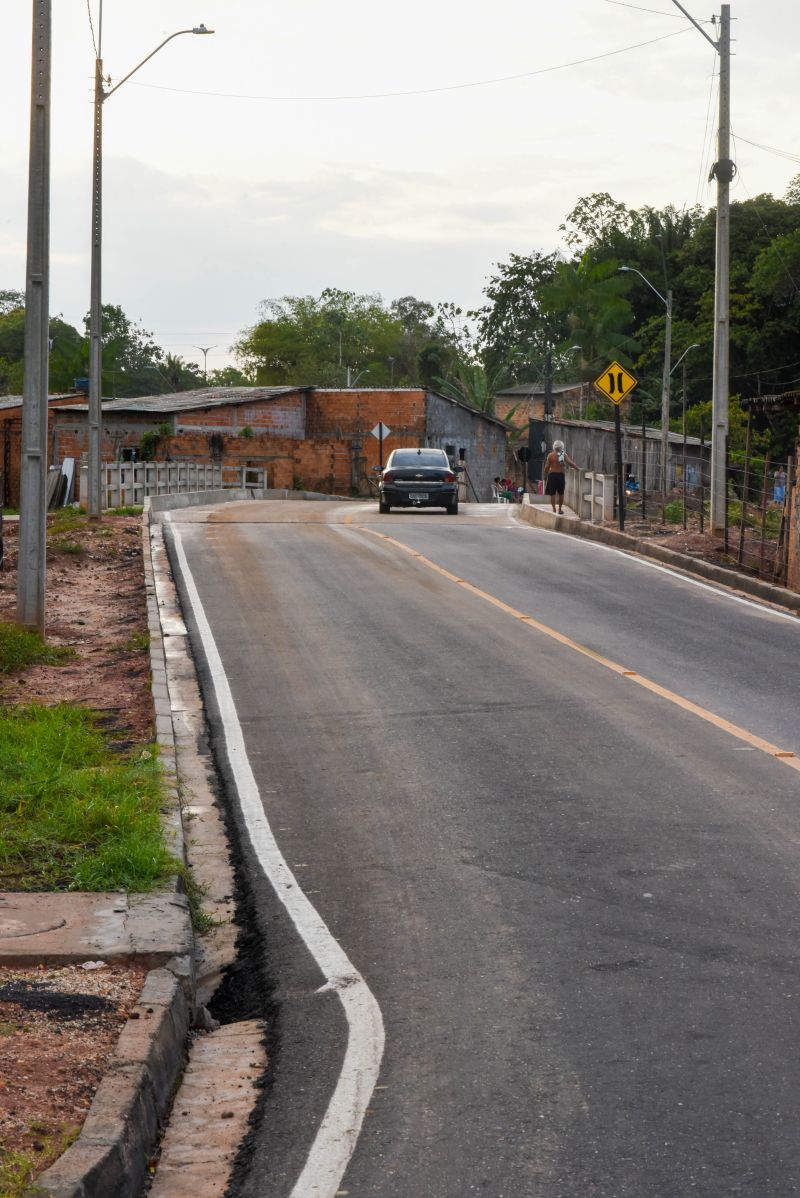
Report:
444,471,455,482
382,470,395,483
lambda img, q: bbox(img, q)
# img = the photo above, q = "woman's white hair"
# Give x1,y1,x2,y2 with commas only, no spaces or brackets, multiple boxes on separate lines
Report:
553,439,565,451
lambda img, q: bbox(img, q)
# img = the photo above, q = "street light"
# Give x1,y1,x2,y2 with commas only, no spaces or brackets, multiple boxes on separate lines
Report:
87,19,214,519
193,345,218,385
619,265,672,494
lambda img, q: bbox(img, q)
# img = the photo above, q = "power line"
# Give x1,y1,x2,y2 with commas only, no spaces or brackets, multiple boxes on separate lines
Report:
86,0,98,58
729,138,800,295
126,27,693,103
733,134,800,166
601,0,707,18
695,50,718,205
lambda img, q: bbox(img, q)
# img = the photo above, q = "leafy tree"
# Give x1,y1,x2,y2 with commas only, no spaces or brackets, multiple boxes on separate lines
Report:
207,365,254,387
472,250,565,378
236,289,460,387
541,253,638,369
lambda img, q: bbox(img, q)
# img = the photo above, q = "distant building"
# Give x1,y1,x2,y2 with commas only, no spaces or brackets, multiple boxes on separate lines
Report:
41,385,508,504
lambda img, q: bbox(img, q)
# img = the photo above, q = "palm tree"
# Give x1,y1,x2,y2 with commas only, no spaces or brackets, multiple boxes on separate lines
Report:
543,253,639,369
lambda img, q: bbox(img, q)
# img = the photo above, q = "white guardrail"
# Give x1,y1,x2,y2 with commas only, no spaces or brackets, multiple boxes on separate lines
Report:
79,462,267,509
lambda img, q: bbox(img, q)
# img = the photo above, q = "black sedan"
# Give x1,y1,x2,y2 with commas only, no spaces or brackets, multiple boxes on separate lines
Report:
378,448,459,514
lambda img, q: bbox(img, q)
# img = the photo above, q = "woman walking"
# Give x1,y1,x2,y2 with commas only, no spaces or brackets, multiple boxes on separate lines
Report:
543,439,580,514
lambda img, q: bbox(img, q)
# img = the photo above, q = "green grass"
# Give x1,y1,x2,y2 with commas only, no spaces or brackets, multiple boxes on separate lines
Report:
0,1125,79,1198
47,508,85,537
123,630,150,653
48,539,85,556
0,623,74,674
0,704,175,891
106,505,143,516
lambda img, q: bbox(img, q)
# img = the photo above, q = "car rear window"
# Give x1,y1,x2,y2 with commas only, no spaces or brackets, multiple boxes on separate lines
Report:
389,450,449,468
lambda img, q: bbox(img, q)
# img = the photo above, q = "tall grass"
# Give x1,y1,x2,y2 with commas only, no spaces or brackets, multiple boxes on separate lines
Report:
0,623,74,674
0,705,174,891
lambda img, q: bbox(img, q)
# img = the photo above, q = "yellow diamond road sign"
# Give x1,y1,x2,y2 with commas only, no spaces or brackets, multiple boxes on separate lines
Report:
594,361,638,405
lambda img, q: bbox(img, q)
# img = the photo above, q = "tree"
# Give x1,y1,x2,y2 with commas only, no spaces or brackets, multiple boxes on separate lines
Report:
84,303,166,397
472,250,565,378
541,253,638,370
235,290,460,387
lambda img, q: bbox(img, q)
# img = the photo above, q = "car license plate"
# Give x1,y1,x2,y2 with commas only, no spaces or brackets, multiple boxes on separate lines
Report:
412,493,429,501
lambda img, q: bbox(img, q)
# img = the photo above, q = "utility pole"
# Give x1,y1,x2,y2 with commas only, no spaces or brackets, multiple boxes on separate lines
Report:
543,346,553,418
17,0,51,633
87,41,104,520
671,1,732,535
659,288,673,494
711,5,732,536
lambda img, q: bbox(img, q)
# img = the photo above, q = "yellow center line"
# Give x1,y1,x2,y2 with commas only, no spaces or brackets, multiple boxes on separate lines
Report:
360,525,800,773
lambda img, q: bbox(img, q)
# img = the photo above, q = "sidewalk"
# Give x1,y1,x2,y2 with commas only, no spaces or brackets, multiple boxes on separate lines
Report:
517,497,800,614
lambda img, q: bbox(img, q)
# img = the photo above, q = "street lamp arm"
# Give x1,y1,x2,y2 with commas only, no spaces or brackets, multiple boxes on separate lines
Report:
619,265,668,309
105,26,214,99
670,343,700,376
669,0,719,51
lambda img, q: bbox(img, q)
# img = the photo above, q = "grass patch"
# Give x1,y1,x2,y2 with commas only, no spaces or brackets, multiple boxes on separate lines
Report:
106,505,143,516
123,630,150,653
0,624,74,674
47,508,85,537
48,539,85,556
0,1125,79,1198
0,704,175,891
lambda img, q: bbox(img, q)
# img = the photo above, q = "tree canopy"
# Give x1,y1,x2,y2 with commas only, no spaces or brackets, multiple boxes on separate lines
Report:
234,288,462,388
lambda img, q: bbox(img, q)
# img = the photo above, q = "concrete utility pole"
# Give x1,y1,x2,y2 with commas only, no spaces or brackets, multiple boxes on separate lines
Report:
659,289,673,493
17,0,52,633
671,1,732,535
711,5,732,536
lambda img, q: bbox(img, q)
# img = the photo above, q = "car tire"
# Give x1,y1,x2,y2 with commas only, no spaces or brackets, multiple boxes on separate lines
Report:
379,498,390,513
446,499,459,515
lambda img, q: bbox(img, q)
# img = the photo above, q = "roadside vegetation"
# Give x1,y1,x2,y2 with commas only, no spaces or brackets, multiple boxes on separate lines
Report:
0,704,173,891
0,622,74,674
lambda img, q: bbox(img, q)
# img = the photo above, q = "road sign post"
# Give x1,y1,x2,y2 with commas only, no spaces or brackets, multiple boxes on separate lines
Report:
594,362,638,533
371,422,391,468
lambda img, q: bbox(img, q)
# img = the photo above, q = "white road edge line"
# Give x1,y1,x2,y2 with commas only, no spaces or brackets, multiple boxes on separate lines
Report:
169,520,386,1198
513,514,800,624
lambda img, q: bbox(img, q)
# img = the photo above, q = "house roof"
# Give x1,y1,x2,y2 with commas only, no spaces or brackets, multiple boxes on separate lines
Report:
742,390,800,410
0,392,82,412
555,416,708,449
495,382,584,398
58,385,313,414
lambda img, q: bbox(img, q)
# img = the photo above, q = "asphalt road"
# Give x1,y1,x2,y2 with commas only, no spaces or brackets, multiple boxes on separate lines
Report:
167,500,800,1198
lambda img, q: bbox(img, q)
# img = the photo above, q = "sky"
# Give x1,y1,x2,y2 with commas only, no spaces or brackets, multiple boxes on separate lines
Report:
2,1,799,376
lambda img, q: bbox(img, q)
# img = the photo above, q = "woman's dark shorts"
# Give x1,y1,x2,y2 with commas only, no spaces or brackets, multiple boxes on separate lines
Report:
545,472,565,496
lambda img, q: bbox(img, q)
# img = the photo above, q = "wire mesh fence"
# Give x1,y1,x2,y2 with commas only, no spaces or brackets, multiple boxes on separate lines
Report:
621,445,795,587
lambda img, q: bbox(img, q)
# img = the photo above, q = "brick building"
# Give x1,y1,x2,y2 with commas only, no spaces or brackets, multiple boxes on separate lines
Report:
40,385,508,504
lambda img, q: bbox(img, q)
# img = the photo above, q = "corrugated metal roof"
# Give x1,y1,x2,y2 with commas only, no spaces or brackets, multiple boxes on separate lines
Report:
495,382,583,398
0,393,81,412
556,416,708,448
98,385,311,413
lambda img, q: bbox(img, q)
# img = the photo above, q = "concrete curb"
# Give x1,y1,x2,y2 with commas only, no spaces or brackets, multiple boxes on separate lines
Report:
517,501,800,615
26,970,190,1198
25,515,196,1198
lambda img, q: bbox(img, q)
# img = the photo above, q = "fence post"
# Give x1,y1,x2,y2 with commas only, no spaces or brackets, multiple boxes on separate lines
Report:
737,408,752,567
757,454,771,576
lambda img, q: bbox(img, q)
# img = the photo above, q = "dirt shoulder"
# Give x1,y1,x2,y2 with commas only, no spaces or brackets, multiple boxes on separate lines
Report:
0,512,155,1193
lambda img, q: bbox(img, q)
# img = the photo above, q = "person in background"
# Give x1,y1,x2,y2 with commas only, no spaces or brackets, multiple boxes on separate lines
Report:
543,439,580,515
774,466,787,506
